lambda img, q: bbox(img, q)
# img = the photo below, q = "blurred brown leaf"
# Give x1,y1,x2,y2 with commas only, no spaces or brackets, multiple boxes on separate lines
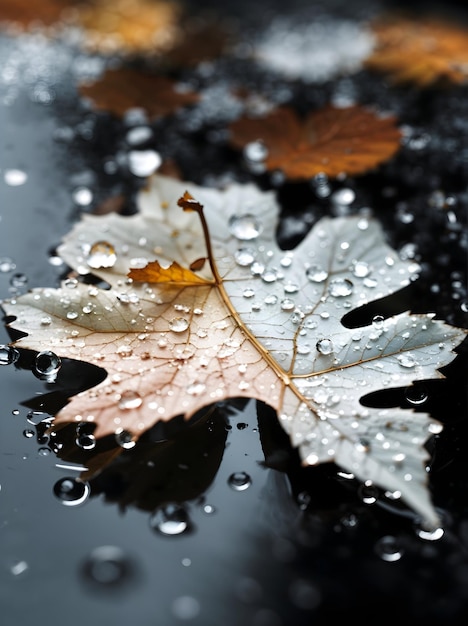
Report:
73,0,181,56
229,104,402,180
0,0,70,28
79,67,199,119
366,16,468,87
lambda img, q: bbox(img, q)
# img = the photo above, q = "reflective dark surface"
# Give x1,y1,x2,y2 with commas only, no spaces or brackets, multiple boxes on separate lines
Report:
1,1,468,625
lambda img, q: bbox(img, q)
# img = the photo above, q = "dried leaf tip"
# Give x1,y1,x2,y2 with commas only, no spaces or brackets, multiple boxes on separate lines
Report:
177,190,204,213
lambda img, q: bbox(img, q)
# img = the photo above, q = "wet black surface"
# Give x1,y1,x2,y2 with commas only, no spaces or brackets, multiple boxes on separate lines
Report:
1,1,468,625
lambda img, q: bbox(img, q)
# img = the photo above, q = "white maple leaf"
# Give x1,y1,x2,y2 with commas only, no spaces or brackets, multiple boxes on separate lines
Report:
3,174,466,527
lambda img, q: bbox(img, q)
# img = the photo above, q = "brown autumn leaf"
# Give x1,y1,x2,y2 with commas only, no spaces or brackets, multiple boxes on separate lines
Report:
229,105,402,180
72,0,181,56
3,174,467,526
365,16,468,87
0,0,70,29
79,67,199,119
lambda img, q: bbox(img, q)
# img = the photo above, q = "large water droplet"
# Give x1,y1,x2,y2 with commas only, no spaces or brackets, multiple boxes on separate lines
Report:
76,433,96,450
405,386,428,406
0,345,19,365
328,278,353,297
34,351,61,381
228,214,263,240
4,168,27,186
128,149,162,177
87,241,117,269
397,354,417,369
244,140,268,163
115,429,136,449
53,477,90,506
316,339,333,355
228,471,252,491
352,261,371,278
149,503,191,536
169,317,189,333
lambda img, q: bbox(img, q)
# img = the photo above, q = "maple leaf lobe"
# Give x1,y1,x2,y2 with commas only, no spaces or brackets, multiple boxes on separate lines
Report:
229,104,402,180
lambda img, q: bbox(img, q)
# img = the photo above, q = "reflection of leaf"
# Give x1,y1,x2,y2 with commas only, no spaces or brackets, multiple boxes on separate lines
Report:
366,16,468,87
229,105,402,180
73,0,181,56
79,68,199,119
3,174,467,526
52,404,228,510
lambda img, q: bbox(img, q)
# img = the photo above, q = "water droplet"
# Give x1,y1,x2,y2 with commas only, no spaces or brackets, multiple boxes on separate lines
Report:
243,288,255,298
0,257,16,272
352,261,371,278
234,247,256,266
0,344,19,365
244,140,268,162
358,483,378,505
72,186,93,207
414,523,444,541
397,354,416,369
34,351,61,381
331,187,355,206
53,477,90,506
10,560,29,576
118,390,143,410
405,386,428,406
149,503,191,536
126,125,153,146
316,339,333,355
375,535,403,562
306,266,328,283
23,429,35,438
281,298,295,311
187,382,206,396
4,168,27,186
172,595,200,620
67,311,79,320
328,278,353,297
261,269,278,283
264,294,278,305
115,429,136,449
283,283,299,293
372,315,385,329
87,241,117,269
228,214,263,240
169,317,189,333
82,546,134,587
76,433,96,450
128,149,162,177
10,273,28,288
228,471,252,491
250,261,265,276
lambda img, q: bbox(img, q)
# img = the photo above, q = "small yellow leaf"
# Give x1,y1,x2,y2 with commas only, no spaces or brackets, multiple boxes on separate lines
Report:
129,260,212,285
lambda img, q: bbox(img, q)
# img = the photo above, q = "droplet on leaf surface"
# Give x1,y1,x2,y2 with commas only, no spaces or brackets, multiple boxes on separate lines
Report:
86,241,117,269
228,214,263,240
